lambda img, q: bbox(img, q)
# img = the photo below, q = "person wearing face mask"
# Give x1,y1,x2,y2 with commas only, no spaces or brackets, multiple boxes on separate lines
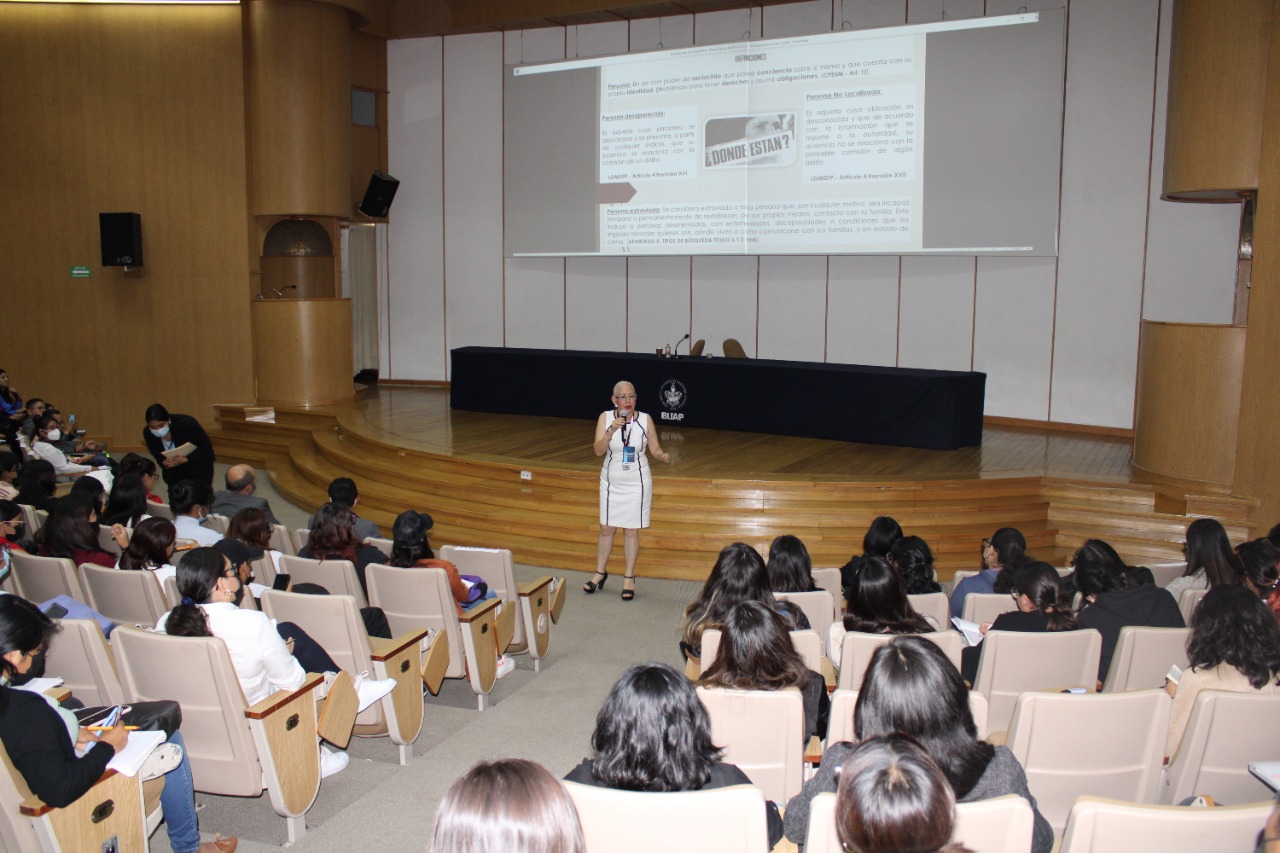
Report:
142,403,216,490
169,480,222,547
29,414,101,478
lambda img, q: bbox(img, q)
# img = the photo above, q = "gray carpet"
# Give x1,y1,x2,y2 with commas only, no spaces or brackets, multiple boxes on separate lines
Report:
146,463,706,851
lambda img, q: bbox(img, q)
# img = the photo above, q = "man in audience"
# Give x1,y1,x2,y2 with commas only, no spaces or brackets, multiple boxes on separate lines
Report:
310,477,380,541
212,464,280,525
18,398,45,438
171,479,222,546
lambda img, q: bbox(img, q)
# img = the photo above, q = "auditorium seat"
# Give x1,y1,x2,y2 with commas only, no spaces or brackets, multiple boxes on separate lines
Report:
10,552,85,604
1161,690,1280,805
722,338,748,358
566,782,768,853
1059,797,1272,853
1101,626,1191,693
972,629,1102,732
697,685,804,802
45,618,126,708
834,630,962,692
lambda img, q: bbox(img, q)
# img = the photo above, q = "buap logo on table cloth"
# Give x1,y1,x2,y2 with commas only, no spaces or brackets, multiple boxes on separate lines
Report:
659,380,687,421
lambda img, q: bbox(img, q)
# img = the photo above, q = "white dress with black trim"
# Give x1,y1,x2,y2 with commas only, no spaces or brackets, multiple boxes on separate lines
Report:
598,410,653,529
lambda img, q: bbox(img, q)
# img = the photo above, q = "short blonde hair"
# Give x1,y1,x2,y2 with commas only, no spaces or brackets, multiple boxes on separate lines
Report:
612,380,635,397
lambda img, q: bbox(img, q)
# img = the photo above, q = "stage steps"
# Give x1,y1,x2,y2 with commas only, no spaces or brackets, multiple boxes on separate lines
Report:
209,405,1257,581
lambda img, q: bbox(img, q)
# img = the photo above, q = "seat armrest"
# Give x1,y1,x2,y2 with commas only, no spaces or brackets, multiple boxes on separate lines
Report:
458,597,501,623
804,736,823,766
19,770,117,816
517,576,553,597
245,673,324,720
370,630,429,663
821,658,837,692
44,687,71,704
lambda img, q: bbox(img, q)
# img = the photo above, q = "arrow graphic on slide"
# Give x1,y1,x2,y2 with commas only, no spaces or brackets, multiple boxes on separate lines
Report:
596,183,637,204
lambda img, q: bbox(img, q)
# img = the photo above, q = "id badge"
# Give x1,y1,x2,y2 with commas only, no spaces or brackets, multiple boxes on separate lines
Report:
622,445,636,471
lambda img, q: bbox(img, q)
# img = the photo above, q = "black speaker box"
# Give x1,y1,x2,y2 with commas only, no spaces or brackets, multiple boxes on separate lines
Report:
359,172,400,218
99,212,143,267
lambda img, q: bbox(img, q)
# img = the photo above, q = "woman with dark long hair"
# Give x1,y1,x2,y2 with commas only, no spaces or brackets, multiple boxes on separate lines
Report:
227,507,282,576
433,759,585,853
841,516,903,600
960,562,1078,683
117,517,178,583
119,453,164,504
766,534,817,593
35,495,127,568
299,502,386,596
14,459,58,513
564,662,784,848
1236,538,1280,621
889,535,941,595
950,527,1029,619
386,510,478,614
0,451,19,501
841,556,934,636
784,636,1052,852
1165,584,1280,759
682,542,808,661
698,600,829,740
101,473,151,528
835,735,972,853
0,595,236,853
1166,518,1241,601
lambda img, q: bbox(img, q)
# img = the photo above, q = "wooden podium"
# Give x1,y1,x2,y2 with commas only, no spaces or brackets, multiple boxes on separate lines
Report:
250,298,353,406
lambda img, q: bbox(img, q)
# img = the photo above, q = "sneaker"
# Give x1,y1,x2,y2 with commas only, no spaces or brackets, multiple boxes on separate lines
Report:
319,745,349,779
495,655,516,678
139,743,184,781
352,671,396,712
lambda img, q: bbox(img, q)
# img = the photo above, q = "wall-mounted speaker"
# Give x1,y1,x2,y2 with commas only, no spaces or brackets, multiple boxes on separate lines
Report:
359,172,400,218
99,212,143,267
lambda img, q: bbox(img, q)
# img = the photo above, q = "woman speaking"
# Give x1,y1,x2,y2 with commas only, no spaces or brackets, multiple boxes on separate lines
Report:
584,380,670,601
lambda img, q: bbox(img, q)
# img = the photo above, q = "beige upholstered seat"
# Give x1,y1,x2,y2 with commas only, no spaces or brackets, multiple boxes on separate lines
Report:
1006,689,1171,832
111,626,324,842
696,686,804,802
908,592,950,629
721,338,748,359
366,563,500,710
45,618,126,708
147,502,174,521
775,590,835,642
1101,626,1191,693
961,592,1019,624
811,568,843,615
949,569,980,595
804,792,1035,853
565,781,768,853
10,552,85,604
277,554,368,608
699,627,826,678
259,589,426,764
802,791,841,853
972,629,1103,732
269,523,295,556
1147,561,1188,588
292,527,310,553
835,631,963,692
204,513,230,534
1161,690,1280,805
79,564,168,626
1177,587,1207,625
17,504,41,535
825,688,989,745
439,544,553,669
1060,796,1273,853
364,537,394,558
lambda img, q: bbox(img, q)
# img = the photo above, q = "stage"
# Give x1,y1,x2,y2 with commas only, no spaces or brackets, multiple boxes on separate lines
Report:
209,385,1253,580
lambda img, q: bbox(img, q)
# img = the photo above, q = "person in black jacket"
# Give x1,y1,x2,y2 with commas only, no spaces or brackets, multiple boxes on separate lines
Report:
961,562,1080,684
142,403,216,490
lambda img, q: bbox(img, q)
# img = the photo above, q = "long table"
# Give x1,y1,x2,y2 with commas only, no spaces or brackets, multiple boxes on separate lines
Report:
449,347,985,450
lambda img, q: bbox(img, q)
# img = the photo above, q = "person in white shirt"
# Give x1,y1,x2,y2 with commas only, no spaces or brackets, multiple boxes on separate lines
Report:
29,415,94,478
169,480,222,547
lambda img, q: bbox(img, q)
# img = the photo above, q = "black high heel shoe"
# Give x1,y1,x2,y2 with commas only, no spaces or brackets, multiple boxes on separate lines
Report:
621,575,636,601
583,571,608,594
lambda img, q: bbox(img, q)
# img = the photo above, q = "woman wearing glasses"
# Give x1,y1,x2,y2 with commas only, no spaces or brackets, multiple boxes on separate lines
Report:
959,562,1078,684
584,380,670,602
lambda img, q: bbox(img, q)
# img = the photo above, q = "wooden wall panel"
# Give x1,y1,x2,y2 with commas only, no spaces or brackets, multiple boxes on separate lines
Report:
0,4,253,449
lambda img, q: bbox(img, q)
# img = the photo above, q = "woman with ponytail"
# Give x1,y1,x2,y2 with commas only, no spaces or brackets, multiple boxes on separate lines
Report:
960,562,1078,684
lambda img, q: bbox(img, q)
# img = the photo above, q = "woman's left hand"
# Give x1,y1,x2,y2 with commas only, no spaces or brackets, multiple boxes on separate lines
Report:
657,451,671,464
111,524,129,545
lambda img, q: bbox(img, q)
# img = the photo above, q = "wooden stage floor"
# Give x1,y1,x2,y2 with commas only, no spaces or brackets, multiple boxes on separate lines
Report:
353,385,1136,483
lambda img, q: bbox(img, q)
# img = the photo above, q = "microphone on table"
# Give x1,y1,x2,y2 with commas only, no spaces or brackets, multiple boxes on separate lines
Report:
672,333,691,356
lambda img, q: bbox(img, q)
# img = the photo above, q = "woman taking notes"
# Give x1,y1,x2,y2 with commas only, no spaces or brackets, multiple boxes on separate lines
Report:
584,381,670,602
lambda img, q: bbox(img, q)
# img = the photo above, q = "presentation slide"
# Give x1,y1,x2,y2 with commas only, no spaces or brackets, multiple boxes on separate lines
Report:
505,11,1064,258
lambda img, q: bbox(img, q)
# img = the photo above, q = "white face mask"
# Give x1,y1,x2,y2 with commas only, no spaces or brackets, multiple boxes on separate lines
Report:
149,425,170,438
44,429,61,442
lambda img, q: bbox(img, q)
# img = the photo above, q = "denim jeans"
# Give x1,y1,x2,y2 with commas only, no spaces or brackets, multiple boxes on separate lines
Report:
158,731,202,853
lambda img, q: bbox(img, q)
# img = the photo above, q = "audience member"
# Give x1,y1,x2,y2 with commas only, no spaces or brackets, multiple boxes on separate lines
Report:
767,534,818,593
119,452,164,503
117,517,179,584
170,480,221,546
68,475,108,515
0,451,19,501
0,595,238,853
1165,584,1280,759
35,495,126,568
1071,538,1184,680
960,561,1078,684
142,403,216,490
14,459,58,512
227,507,283,574
298,502,387,597
211,464,280,525
29,414,95,477
101,473,152,528
950,527,1028,620
835,735,971,853
432,758,584,853
842,516,903,600
1165,517,1242,601
784,636,1052,852
0,500,27,558
565,662,784,848
682,542,809,662
1236,538,1280,621
697,600,829,741
310,477,380,541
387,510,480,614
840,556,934,639
18,398,46,439
889,535,942,595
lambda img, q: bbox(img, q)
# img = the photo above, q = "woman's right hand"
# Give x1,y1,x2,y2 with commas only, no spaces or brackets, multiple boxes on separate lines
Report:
95,725,130,752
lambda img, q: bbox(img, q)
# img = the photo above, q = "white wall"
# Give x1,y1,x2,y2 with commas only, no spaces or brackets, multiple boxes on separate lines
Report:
387,0,1241,429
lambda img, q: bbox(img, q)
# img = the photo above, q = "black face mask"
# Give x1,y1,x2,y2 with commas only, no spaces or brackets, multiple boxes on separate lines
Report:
10,649,48,685
231,578,246,608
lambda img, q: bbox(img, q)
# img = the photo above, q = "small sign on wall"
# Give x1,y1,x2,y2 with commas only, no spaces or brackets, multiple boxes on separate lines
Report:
69,266,91,279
